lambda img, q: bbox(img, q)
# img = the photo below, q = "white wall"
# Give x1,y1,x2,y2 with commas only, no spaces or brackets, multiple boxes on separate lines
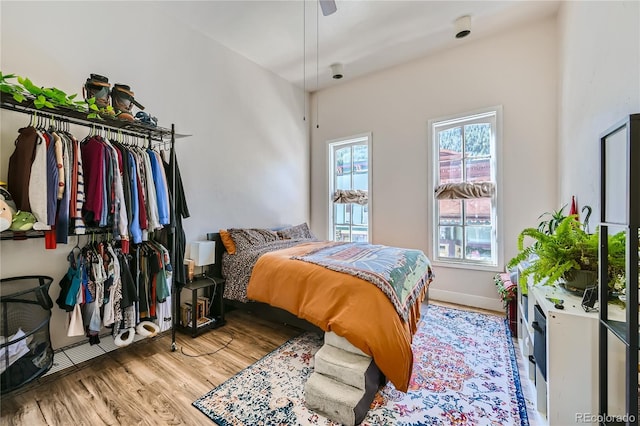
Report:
0,1,309,349
310,17,559,310
557,1,640,219
3,0,636,348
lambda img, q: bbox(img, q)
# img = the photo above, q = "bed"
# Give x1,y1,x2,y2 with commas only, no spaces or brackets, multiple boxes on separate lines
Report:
207,225,433,393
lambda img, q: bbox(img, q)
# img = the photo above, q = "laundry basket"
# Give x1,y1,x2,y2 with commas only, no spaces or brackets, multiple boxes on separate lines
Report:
0,276,54,394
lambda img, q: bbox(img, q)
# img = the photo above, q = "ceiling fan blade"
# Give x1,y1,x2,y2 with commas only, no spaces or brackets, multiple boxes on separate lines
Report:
319,0,337,16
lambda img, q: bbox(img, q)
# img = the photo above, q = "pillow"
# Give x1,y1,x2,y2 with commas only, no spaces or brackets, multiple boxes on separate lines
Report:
219,229,237,255
229,228,279,252
277,222,315,240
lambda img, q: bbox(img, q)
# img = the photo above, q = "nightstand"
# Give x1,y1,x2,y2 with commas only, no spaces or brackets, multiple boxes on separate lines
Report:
176,275,226,337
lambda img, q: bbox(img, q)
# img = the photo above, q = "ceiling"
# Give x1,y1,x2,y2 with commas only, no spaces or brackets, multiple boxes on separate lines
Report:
153,0,560,92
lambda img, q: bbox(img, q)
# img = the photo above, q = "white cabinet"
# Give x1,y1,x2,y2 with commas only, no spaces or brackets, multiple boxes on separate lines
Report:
516,274,626,425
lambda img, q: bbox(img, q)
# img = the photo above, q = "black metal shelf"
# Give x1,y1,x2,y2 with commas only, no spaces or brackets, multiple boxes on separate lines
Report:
0,230,44,240
598,113,639,425
176,275,226,338
183,276,225,291
1,226,128,241
1,92,173,141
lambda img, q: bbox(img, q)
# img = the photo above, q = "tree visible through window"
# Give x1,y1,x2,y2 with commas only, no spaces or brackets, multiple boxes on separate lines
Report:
431,109,500,267
329,135,371,242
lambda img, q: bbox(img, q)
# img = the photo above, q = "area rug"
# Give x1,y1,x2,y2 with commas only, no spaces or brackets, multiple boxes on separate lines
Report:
193,305,529,426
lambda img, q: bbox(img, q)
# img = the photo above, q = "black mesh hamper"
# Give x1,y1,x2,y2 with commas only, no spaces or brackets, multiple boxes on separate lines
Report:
0,276,54,393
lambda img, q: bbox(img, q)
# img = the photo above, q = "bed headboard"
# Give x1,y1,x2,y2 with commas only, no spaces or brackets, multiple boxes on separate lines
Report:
206,232,225,278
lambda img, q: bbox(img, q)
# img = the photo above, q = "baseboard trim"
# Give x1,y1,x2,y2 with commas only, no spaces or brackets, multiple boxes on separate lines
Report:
429,288,504,313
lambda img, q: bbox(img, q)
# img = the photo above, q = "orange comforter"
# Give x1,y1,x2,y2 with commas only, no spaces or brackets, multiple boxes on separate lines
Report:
246,241,430,392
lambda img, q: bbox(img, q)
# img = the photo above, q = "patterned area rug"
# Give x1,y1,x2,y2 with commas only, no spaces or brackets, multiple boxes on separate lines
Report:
193,305,529,426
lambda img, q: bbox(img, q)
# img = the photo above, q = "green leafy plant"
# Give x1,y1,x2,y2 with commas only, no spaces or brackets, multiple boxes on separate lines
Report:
86,97,115,120
0,72,26,103
536,204,568,235
507,215,626,291
494,273,517,308
17,76,86,111
537,204,592,235
1,71,88,112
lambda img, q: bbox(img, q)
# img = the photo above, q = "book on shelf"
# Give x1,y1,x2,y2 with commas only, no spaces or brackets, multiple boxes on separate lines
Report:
180,303,192,327
197,296,209,319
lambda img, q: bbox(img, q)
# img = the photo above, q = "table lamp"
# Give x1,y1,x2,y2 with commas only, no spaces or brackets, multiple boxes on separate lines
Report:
190,241,216,279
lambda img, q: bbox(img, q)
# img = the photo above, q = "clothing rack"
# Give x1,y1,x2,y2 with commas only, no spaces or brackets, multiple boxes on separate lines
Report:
0,92,186,353
169,122,178,352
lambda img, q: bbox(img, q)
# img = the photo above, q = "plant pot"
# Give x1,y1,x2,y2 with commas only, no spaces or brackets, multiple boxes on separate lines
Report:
564,270,598,292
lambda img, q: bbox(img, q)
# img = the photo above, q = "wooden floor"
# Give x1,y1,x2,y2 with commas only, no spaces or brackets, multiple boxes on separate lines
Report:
0,301,499,425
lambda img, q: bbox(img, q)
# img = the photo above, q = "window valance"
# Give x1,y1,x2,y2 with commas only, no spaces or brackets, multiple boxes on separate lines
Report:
332,189,368,205
434,182,495,200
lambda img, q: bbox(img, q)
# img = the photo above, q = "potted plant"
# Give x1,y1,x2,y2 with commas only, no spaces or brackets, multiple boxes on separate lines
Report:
536,203,592,235
507,215,626,293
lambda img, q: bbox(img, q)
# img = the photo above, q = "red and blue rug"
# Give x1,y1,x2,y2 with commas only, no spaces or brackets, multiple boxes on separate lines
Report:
193,304,529,425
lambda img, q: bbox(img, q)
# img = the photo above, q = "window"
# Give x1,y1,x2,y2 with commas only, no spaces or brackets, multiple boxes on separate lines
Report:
328,134,371,242
430,108,501,268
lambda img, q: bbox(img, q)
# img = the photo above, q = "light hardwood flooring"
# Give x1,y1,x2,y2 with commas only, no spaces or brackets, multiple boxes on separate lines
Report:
1,308,302,426
0,301,502,425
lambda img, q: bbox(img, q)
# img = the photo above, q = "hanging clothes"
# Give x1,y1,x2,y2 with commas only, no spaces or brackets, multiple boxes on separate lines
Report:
52,132,65,201
103,138,129,247
132,240,171,321
127,150,142,244
134,151,149,235
148,150,170,226
69,133,87,235
156,242,173,333
56,132,73,244
80,135,106,227
6,121,176,255
102,244,121,328
111,141,133,230
45,130,59,226
55,236,172,343
29,129,48,230
142,151,161,232
159,152,189,287
7,126,38,212
56,257,83,312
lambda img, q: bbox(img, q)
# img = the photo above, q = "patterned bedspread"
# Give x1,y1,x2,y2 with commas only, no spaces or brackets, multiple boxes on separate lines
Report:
222,238,314,302
222,238,433,321
292,242,432,322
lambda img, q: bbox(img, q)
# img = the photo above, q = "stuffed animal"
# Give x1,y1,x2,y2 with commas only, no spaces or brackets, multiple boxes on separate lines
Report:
0,199,13,232
0,186,16,213
9,210,36,231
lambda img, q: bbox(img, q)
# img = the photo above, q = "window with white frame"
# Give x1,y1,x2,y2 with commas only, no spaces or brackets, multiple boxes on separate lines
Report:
328,134,371,242
430,108,501,268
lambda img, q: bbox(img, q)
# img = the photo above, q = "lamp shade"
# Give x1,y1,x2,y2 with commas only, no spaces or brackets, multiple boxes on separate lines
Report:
190,241,216,266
